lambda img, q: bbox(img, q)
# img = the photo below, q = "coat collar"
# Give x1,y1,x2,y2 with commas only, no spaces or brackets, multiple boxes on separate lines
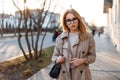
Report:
60,32,69,39
60,31,81,46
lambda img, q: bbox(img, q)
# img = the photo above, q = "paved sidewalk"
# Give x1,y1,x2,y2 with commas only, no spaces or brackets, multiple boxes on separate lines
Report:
27,34,120,80
27,63,54,80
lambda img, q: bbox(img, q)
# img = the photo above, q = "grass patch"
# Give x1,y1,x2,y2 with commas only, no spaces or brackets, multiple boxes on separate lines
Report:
0,46,54,80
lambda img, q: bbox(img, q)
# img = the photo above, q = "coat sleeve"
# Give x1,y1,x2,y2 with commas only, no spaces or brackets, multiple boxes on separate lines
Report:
51,35,63,63
86,34,96,65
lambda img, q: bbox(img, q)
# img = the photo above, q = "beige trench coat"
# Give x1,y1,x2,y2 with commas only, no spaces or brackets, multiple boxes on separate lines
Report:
51,32,96,80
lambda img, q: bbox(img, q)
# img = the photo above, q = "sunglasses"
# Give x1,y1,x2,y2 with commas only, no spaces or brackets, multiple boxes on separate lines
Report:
65,17,78,25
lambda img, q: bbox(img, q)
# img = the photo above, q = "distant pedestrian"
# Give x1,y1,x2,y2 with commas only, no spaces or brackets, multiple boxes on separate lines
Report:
52,30,58,42
98,31,101,37
51,9,96,80
52,29,61,42
91,28,96,36
98,27,104,37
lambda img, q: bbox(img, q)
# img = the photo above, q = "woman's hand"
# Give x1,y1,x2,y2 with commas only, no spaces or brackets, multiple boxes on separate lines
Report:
70,58,86,67
56,56,65,64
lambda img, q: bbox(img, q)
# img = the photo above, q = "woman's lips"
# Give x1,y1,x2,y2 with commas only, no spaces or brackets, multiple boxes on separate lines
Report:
71,25,76,28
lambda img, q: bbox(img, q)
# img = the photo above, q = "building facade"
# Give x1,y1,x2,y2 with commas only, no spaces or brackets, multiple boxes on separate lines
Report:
104,0,120,53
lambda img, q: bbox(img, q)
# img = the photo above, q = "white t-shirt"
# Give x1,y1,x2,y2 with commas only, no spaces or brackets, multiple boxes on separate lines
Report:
69,32,79,57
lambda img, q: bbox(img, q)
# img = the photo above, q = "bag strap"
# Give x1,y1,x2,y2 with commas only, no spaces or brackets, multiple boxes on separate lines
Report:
61,38,64,56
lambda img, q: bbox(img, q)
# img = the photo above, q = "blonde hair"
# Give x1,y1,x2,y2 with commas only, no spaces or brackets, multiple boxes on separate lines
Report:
61,9,88,40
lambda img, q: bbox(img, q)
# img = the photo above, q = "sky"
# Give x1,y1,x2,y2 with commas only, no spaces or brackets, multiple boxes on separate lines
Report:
0,0,107,27
57,0,107,27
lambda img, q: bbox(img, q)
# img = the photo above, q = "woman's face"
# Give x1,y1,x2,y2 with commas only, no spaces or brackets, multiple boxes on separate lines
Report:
65,13,79,32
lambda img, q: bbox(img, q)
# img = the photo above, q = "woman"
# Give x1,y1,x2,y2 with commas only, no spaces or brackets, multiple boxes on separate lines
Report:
51,9,96,80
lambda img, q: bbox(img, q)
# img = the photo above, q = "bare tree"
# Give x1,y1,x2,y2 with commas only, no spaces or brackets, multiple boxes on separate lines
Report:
12,0,59,60
12,0,30,60
39,1,58,57
1,0,4,37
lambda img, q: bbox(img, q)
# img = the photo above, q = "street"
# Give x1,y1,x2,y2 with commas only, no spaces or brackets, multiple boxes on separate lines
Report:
0,33,55,63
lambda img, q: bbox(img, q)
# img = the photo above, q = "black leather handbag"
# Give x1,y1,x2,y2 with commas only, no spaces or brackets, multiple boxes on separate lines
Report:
49,39,64,78
49,63,61,78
